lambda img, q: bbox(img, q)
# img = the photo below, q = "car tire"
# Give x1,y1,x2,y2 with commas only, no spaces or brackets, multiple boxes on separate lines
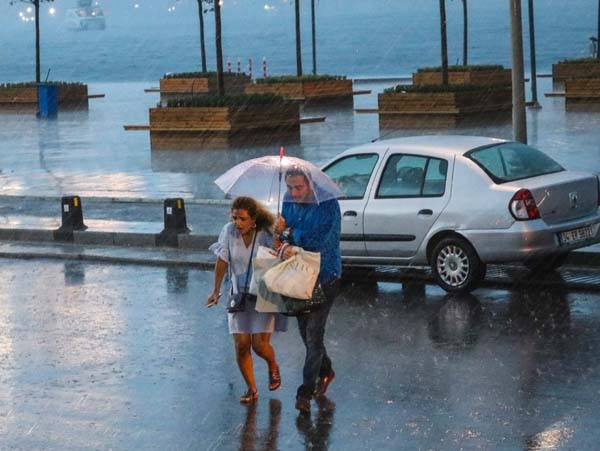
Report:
431,237,485,293
524,254,568,273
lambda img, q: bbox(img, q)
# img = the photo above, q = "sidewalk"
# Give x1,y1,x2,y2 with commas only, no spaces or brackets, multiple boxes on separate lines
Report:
0,194,599,269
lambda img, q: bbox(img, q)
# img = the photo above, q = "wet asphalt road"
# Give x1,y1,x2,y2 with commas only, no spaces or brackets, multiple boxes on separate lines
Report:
1,258,600,450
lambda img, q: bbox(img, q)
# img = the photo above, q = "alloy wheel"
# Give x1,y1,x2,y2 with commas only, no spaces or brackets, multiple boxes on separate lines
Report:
436,244,471,288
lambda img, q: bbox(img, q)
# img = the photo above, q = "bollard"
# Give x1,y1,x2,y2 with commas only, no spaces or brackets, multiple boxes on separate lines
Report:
60,195,87,231
237,58,241,74
248,58,253,78
156,198,190,246
227,58,232,73
54,195,87,241
37,83,59,118
262,56,267,78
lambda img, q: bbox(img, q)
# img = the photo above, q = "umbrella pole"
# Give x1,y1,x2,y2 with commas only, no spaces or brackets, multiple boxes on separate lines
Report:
277,147,284,215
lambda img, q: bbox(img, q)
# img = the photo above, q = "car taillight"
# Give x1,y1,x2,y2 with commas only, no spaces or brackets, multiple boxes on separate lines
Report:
509,189,540,220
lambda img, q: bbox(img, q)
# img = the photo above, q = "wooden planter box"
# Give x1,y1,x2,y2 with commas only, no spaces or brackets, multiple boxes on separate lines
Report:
159,73,251,102
245,79,353,102
552,61,600,81
377,87,512,128
565,78,600,109
0,84,89,110
412,68,512,87
149,102,301,149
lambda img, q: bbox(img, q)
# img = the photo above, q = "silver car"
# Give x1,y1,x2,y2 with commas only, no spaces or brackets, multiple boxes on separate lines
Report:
322,135,600,292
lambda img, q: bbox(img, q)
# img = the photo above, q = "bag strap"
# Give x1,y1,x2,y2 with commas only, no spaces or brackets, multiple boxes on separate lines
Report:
241,231,257,293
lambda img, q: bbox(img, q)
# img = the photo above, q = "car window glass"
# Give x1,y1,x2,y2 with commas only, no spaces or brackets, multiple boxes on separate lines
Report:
423,158,448,196
377,154,428,197
468,142,564,183
323,153,378,199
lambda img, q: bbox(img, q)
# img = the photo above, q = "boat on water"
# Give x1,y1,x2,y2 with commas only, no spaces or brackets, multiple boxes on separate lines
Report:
65,0,106,30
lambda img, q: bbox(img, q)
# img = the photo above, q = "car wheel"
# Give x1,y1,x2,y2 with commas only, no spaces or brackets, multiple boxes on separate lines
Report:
524,254,568,273
431,237,485,293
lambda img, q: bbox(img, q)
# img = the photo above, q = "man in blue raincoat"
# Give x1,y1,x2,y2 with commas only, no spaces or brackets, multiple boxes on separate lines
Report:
274,166,341,414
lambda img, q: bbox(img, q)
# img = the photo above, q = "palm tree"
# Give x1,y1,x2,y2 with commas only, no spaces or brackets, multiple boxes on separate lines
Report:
311,0,317,75
461,0,468,66
295,0,303,76
439,0,449,85
597,0,600,60
10,0,54,83
196,0,213,73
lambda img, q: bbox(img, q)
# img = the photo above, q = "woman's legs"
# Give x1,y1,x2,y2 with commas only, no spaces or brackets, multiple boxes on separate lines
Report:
251,333,277,370
233,333,257,393
251,333,281,390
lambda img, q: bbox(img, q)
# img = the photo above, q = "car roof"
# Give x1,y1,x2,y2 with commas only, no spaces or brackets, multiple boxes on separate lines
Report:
335,135,508,160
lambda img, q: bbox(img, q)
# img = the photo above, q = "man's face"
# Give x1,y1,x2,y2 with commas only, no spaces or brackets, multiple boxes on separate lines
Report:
285,174,311,202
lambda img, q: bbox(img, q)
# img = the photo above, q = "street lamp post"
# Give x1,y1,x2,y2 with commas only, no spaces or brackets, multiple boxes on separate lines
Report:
510,0,527,143
527,0,539,107
214,0,224,96
439,0,449,85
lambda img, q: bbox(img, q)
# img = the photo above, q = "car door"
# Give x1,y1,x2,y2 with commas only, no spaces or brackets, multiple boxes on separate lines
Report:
364,153,452,258
323,152,381,257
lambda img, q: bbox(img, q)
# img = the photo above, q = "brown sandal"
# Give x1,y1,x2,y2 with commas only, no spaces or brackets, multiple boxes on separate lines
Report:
269,366,281,391
239,388,258,404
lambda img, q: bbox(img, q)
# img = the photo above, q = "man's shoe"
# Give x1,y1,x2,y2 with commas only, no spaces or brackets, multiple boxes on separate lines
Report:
295,395,311,414
314,369,335,397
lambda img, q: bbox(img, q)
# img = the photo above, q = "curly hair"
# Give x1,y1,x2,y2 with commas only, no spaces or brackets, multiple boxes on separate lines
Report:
231,196,275,231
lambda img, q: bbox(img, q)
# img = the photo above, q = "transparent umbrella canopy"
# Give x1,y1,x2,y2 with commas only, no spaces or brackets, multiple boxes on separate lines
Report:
214,153,343,212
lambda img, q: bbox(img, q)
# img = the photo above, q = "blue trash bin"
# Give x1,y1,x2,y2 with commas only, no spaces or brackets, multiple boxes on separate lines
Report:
37,84,59,118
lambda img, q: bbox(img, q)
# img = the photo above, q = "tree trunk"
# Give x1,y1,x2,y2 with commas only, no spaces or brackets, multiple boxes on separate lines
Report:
439,0,448,85
510,0,527,143
462,0,468,66
295,0,303,77
214,0,224,95
35,0,41,83
311,0,316,75
197,0,207,73
597,0,600,60
527,0,539,106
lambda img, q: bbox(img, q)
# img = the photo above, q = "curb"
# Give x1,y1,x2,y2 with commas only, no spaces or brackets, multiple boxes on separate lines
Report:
0,228,219,251
565,250,600,267
0,249,215,269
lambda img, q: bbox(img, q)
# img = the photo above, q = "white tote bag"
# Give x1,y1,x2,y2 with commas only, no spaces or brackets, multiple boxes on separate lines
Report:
251,246,285,313
262,249,321,300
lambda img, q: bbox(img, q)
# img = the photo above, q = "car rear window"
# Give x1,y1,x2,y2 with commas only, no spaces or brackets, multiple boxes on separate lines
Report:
466,142,564,183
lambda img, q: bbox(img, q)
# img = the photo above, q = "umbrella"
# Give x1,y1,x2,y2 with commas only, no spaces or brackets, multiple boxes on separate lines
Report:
214,149,343,212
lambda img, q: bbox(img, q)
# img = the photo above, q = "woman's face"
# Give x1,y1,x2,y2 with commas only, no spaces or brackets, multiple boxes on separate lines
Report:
231,208,255,236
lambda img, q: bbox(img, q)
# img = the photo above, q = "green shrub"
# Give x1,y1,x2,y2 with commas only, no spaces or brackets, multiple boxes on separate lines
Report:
166,93,287,107
416,64,505,72
556,57,600,64
0,81,83,88
255,74,346,84
383,83,510,94
163,71,248,79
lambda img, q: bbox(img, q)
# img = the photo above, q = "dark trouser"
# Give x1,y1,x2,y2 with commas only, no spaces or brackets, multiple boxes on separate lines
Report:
296,279,340,399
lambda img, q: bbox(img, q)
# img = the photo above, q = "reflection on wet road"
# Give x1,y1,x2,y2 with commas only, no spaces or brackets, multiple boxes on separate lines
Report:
1,259,600,450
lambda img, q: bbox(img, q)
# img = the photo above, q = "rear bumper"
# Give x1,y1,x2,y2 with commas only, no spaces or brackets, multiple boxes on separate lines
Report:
462,212,600,262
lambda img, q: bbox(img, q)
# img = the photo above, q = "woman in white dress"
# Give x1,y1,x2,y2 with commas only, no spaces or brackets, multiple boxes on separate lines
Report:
206,196,288,404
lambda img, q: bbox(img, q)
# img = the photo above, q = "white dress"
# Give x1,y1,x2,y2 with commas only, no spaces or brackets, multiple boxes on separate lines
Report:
210,222,288,334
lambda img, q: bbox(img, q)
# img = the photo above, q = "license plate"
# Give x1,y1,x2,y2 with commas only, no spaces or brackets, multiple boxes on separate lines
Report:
559,225,594,245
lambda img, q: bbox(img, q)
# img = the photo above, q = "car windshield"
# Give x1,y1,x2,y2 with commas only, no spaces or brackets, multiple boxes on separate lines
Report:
466,142,564,183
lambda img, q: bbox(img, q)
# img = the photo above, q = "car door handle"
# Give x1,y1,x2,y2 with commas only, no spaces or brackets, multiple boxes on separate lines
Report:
343,210,358,217
418,209,433,216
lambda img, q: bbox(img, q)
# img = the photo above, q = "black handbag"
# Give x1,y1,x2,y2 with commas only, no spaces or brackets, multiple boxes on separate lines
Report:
227,231,257,313
281,283,328,316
